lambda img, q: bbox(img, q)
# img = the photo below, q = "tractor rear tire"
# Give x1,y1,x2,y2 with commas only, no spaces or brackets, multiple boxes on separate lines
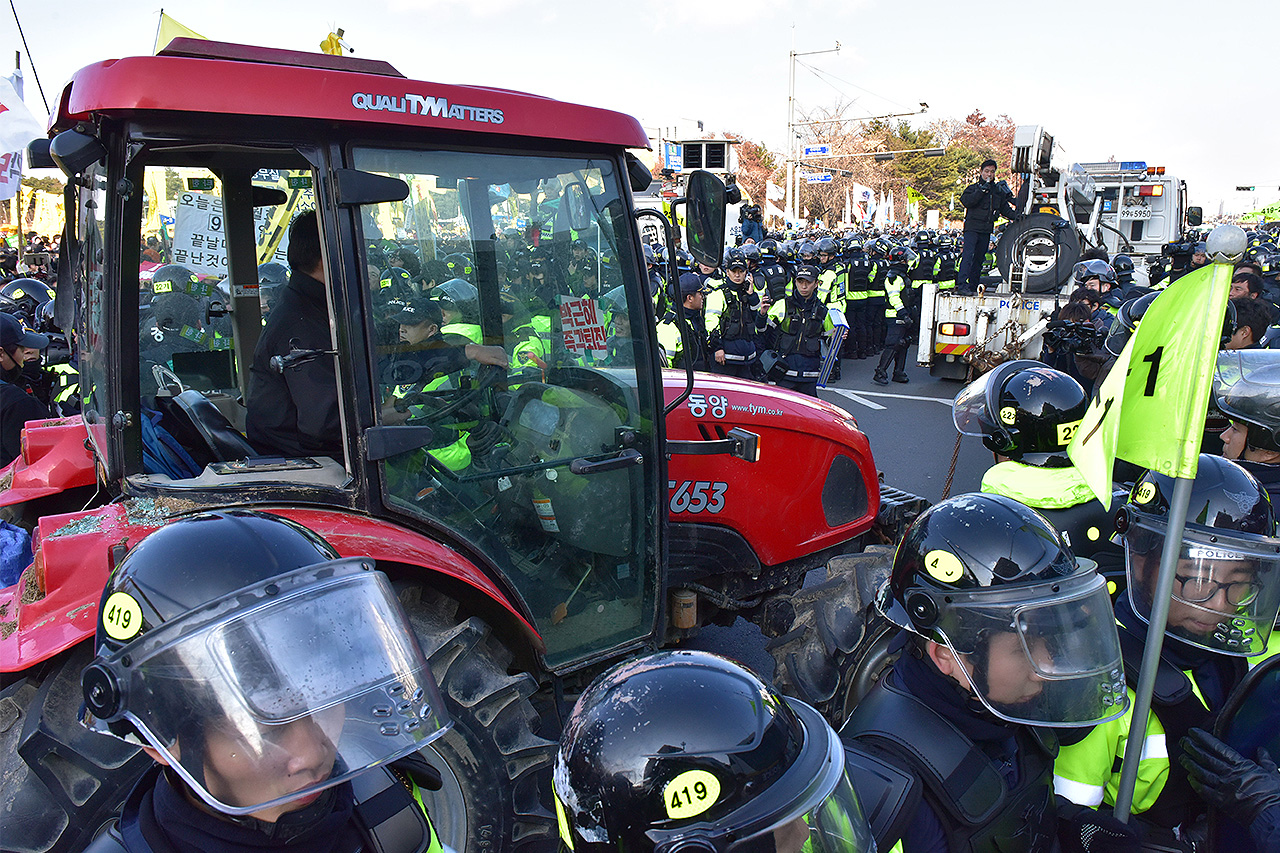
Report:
766,546,902,727
0,644,152,853
0,587,557,853
399,584,558,853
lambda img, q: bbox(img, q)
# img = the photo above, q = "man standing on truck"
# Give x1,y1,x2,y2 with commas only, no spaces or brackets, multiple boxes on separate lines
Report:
956,160,1017,295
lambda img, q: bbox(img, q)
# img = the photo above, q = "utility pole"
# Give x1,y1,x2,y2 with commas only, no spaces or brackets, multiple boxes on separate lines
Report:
786,42,840,227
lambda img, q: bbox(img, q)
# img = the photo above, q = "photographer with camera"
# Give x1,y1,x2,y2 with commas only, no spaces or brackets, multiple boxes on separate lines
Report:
740,203,765,245
956,159,1018,295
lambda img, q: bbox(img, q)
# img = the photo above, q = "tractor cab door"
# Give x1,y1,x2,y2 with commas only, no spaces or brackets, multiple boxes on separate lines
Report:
72,129,357,493
351,146,663,670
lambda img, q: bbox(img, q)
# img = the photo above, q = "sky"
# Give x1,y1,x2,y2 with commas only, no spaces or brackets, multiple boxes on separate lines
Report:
0,0,1273,216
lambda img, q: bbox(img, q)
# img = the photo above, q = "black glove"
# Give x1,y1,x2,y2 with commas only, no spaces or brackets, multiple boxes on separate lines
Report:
1181,727,1280,825
1058,802,1141,853
995,180,1012,196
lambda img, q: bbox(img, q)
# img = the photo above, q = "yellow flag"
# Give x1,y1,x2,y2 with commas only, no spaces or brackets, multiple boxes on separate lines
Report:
320,30,347,56
1067,262,1232,507
154,12,207,54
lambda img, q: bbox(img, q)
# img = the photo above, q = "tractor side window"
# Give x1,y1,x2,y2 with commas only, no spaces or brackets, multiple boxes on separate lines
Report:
138,167,234,405
354,147,659,669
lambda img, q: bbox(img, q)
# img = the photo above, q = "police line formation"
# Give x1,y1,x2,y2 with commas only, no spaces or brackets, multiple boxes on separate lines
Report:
5,209,1280,853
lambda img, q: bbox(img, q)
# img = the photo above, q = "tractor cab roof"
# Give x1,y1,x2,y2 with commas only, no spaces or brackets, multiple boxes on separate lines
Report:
52,38,650,149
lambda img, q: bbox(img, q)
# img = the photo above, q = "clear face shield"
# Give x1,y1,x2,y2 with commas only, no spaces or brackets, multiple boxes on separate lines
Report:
85,561,450,816
1214,350,1280,449
925,572,1129,726
1124,513,1280,656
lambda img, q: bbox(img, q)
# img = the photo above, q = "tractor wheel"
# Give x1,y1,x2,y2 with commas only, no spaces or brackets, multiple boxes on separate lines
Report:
766,546,902,727
995,213,1081,294
0,643,153,853
0,588,557,853
399,584,558,853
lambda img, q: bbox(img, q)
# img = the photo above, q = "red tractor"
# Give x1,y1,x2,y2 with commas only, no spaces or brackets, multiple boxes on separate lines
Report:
0,40,923,853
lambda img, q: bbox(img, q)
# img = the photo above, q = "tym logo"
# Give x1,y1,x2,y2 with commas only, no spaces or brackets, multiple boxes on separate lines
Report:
351,92,504,125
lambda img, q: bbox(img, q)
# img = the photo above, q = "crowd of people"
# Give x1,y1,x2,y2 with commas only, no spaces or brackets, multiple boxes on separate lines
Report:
7,193,1280,853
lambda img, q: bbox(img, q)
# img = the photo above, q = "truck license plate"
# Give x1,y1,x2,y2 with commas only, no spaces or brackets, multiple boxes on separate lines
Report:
1120,205,1152,220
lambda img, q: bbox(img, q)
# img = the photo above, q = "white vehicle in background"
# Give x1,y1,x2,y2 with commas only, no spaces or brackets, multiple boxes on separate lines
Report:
1075,160,1193,283
917,125,1202,380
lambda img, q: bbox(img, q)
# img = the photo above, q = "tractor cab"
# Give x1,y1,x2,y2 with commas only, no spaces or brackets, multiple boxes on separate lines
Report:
46,39,689,670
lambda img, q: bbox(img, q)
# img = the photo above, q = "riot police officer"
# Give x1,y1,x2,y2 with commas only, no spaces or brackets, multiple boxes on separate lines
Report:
554,649,876,853
1215,350,1280,504
872,246,917,386
953,360,1122,576
657,273,710,370
79,510,451,852
705,250,766,378
841,493,1131,853
767,264,834,396
1054,456,1280,847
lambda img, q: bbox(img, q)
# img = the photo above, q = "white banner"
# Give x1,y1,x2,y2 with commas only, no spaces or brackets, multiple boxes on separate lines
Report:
766,180,784,201
0,76,44,156
172,191,289,276
0,150,22,201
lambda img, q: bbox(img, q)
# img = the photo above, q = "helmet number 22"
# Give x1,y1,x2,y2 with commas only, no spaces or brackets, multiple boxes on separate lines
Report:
669,481,727,514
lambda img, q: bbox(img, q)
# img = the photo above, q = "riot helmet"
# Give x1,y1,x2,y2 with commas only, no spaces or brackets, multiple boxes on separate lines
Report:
952,360,1088,465
442,252,474,280
815,237,839,258
1118,455,1280,656
798,240,819,263
0,277,53,315
431,278,480,323
554,649,874,853
740,243,762,266
257,262,288,287
80,510,450,817
1073,259,1117,289
1111,254,1135,283
1214,350,1280,454
886,245,918,269
881,493,1128,727
151,264,210,299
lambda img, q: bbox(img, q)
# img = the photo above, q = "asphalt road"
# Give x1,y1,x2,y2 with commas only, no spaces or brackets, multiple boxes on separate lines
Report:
685,348,993,679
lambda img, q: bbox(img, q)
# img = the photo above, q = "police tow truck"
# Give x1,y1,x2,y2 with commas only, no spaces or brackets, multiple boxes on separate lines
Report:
917,125,1201,379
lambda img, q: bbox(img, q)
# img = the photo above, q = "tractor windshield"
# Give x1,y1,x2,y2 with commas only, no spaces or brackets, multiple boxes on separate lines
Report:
352,147,661,668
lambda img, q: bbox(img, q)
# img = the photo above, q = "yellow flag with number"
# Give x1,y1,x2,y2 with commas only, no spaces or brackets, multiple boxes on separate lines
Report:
154,12,206,54
1067,262,1232,508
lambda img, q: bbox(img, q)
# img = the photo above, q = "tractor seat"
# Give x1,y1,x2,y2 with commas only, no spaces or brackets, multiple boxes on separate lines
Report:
167,389,258,463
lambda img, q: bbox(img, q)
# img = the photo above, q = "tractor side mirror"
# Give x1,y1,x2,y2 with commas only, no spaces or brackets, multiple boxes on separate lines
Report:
561,180,592,232
626,152,653,193
50,129,106,177
684,169,726,269
26,138,54,169
252,186,288,207
333,169,410,206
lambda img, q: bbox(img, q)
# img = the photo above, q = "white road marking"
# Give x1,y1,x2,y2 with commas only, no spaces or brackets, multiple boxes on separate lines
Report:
825,388,954,407
825,388,886,410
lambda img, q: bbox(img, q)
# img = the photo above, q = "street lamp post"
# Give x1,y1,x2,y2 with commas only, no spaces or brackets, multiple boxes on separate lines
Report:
787,42,840,226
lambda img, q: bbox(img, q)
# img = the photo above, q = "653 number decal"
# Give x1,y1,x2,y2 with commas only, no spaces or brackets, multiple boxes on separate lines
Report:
668,480,727,514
